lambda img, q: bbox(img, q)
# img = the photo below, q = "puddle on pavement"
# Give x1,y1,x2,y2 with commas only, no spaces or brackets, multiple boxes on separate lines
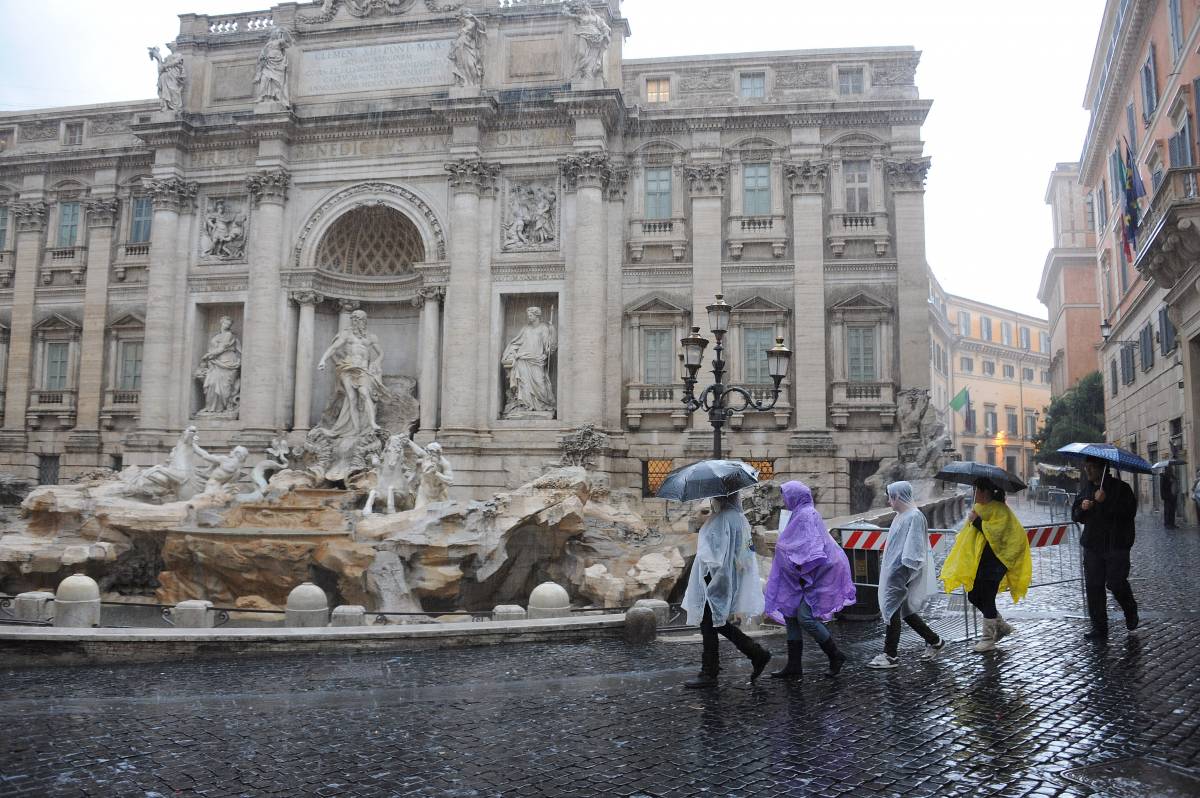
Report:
1061,757,1200,797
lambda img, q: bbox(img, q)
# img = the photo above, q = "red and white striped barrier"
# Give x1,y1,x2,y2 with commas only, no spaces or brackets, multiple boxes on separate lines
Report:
840,528,886,550
839,525,1071,551
1025,524,1070,547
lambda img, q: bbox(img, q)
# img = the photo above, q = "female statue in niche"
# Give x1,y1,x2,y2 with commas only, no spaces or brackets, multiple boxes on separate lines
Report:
254,27,292,107
501,306,557,417
195,316,242,416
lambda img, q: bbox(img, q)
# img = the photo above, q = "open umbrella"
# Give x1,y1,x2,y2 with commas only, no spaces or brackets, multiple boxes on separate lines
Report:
1056,442,1154,475
655,459,759,502
1151,459,1185,471
934,460,1027,493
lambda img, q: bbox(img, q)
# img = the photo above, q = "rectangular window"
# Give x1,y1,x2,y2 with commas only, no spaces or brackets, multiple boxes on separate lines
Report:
962,444,976,461
45,342,69,390
1038,331,1049,353
1024,411,1037,436
1001,321,1012,346
37,455,60,486
0,206,7,250
1007,409,1019,435
56,202,80,248
960,356,974,373
1019,326,1031,350
847,325,877,381
743,163,771,216
740,72,766,99
1160,306,1178,354
964,409,977,433
119,341,144,391
642,459,673,497
1110,149,1124,208
1121,343,1137,384
984,407,998,436
1023,367,1035,382
843,160,870,213
1141,43,1159,122
980,317,992,341
1141,323,1155,370
1041,370,1050,384
1169,115,1195,168
1086,192,1096,230
63,122,83,146
646,78,670,103
982,360,995,376
1097,183,1108,228
644,168,672,220
129,197,153,243
1006,454,1018,475
957,311,971,337
743,326,774,384
1127,103,1139,152
1110,359,1119,396
642,328,674,385
1170,0,1185,59
985,446,997,466
838,67,863,95
1002,364,1015,379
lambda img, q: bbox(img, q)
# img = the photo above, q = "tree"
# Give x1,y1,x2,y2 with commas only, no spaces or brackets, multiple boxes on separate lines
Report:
1033,371,1105,464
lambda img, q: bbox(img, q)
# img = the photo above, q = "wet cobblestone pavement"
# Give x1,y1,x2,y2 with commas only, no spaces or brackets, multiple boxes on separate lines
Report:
1,510,1198,797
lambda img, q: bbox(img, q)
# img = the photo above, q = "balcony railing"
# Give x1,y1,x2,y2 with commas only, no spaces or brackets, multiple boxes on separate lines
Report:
27,389,77,428
121,243,150,258
101,389,140,428
624,383,688,430
830,380,896,428
41,247,86,285
1134,167,1200,290
828,211,890,257
0,251,12,288
727,215,787,259
628,217,688,262
207,12,274,34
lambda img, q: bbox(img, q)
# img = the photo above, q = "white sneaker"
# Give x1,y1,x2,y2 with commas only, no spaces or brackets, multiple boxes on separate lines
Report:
921,639,946,661
866,653,899,669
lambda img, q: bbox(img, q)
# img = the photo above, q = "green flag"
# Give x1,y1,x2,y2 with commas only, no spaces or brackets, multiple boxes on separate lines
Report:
949,387,969,412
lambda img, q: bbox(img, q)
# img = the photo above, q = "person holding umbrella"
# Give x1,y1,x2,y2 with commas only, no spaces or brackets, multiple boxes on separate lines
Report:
660,460,771,689
1071,455,1140,641
940,477,1032,652
762,481,856,679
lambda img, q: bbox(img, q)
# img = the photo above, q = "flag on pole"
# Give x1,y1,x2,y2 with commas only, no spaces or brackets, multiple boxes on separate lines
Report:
949,387,969,413
1119,137,1145,263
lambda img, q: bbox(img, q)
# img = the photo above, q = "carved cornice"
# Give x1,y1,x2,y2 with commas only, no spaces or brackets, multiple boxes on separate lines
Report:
559,152,612,191
245,168,291,206
784,160,829,195
444,158,500,193
885,157,931,192
11,202,48,233
290,290,325,306
683,163,728,197
84,197,121,228
412,285,446,308
143,177,199,213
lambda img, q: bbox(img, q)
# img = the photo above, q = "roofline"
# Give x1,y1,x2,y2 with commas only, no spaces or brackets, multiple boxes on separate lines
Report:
625,45,918,66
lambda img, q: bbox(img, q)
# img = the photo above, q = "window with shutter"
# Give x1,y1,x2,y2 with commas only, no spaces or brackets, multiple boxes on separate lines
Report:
129,197,153,243
642,329,674,385
743,164,771,216
847,325,877,381
45,342,69,390
119,341,144,391
644,168,672,220
1159,306,1177,354
1127,103,1138,150
56,202,80,248
0,206,7,250
1170,0,1184,58
1110,359,1118,395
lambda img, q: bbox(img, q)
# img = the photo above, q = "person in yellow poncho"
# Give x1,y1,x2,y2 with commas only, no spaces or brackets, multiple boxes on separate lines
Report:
940,478,1032,653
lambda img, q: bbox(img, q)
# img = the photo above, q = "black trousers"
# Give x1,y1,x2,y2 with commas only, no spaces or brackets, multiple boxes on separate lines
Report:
699,603,758,661
966,542,1008,620
1083,546,1137,629
1164,497,1177,527
883,611,940,657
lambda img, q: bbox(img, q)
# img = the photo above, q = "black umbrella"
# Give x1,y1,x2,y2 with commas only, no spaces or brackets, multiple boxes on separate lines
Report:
655,459,759,502
934,460,1027,493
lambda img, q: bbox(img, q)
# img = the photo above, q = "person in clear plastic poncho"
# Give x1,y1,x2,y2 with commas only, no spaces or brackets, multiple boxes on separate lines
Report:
680,491,771,688
941,477,1032,652
866,481,946,669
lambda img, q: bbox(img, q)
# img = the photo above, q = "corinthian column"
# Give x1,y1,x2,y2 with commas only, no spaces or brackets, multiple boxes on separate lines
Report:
290,290,323,431
138,178,196,433
414,286,445,433
786,160,830,432
240,168,290,436
69,196,121,451
441,158,497,434
560,152,612,426
1,202,47,446
887,158,932,391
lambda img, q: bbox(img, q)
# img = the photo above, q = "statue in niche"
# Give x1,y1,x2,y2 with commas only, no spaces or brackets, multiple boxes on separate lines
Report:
563,0,611,80
318,309,384,438
148,44,185,113
501,306,558,418
254,27,293,108
502,184,557,251
449,9,485,88
200,199,247,260
412,440,453,508
194,316,242,417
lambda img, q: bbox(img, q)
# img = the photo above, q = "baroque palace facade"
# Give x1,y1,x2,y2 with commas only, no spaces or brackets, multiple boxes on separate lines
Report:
0,0,933,515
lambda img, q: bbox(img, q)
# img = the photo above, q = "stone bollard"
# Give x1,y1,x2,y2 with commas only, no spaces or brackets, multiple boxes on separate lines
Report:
54,574,101,628
172,599,215,628
330,605,367,626
492,604,526,622
285,582,329,628
623,606,657,644
13,591,55,624
526,582,572,620
633,598,670,626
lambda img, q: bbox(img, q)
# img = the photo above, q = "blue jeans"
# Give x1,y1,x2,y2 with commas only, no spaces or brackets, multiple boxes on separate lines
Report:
785,599,831,644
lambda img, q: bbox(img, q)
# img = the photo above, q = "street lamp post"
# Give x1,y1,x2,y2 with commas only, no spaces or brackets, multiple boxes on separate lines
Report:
679,294,792,460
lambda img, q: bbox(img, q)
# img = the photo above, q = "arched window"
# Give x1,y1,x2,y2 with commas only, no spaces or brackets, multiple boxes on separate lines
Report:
315,205,424,277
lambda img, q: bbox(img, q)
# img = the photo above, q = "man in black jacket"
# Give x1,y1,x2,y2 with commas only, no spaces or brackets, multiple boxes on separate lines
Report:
1071,456,1139,641
1160,466,1177,528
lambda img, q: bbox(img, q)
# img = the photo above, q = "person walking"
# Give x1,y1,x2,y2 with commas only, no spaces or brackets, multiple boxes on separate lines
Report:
1072,456,1139,641
867,481,946,669
681,491,771,688
941,478,1032,652
762,481,856,679
1160,466,1177,529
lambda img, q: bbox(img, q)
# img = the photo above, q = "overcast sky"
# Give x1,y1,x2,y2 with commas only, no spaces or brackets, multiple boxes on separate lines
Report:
0,0,1101,317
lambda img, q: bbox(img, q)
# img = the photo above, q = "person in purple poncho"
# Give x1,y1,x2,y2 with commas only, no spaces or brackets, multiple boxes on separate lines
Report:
763,481,856,679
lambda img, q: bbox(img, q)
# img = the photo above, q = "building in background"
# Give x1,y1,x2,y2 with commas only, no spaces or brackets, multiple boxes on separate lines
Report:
1078,0,1193,517
928,281,1051,481
1038,162,1101,397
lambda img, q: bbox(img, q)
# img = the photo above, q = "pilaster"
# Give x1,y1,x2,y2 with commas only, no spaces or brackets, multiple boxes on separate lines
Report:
0,202,47,449
290,290,323,432
887,157,932,390
786,160,831,433
414,286,445,434
684,163,728,336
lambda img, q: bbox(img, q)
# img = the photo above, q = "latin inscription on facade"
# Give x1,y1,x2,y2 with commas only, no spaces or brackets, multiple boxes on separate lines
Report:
292,136,450,161
299,40,453,95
